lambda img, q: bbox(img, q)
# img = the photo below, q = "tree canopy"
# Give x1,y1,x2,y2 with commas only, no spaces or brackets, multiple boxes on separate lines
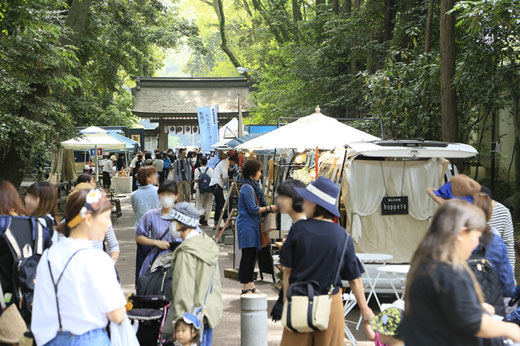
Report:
0,0,198,186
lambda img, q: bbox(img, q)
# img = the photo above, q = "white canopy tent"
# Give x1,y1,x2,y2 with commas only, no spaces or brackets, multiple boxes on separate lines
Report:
79,126,107,134
61,133,127,184
236,107,380,151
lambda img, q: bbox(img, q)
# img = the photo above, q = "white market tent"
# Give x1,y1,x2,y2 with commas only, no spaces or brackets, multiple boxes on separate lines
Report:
236,107,380,151
61,133,127,183
80,126,107,134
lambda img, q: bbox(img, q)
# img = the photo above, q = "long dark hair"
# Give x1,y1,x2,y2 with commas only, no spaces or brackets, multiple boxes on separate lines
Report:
26,182,58,221
0,180,27,216
405,200,486,312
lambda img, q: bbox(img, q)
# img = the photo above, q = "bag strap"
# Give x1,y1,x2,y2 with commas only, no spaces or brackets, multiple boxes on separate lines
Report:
0,280,5,310
47,248,89,333
328,235,349,296
158,227,170,241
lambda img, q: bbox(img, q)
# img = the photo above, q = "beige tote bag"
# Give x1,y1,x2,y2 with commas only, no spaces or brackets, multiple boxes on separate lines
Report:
282,235,349,333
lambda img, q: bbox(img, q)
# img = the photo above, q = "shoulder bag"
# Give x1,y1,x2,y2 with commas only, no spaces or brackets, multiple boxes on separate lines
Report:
281,234,349,333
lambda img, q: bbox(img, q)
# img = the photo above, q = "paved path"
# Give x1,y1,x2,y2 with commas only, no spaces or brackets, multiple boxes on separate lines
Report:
113,195,374,345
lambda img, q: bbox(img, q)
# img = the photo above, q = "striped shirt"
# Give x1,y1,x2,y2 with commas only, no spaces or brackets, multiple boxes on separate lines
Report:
489,201,515,275
93,226,119,253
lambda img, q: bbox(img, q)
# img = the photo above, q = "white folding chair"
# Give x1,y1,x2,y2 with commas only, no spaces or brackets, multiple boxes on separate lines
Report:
342,291,357,346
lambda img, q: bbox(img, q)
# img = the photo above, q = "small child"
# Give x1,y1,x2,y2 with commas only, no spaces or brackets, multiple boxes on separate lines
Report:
364,304,404,346
175,312,201,346
427,174,481,205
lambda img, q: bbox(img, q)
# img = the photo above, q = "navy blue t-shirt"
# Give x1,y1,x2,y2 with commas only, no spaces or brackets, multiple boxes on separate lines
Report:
280,218,364,294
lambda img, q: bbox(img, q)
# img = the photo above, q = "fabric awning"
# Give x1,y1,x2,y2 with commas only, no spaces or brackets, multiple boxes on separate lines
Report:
61,133,127,150
236,108,379,151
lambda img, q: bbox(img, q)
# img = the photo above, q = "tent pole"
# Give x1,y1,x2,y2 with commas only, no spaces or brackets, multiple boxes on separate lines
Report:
95,145,99,186
315,146,319,180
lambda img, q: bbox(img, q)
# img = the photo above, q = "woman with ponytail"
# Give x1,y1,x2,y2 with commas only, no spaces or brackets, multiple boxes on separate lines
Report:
31,188,126,346
400,200,520,345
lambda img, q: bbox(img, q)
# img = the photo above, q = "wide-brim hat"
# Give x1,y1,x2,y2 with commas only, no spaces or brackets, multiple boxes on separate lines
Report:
161,202,200,228
294,176,340,217
369,307,403,336
0,304,27,343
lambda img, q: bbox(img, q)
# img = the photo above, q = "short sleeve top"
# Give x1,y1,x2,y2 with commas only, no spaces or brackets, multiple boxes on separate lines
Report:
400,260,483,346
31,238,126,346
280,219,364,294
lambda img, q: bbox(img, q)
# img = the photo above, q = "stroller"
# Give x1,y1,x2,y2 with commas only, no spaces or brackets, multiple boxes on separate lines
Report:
128,251,175,345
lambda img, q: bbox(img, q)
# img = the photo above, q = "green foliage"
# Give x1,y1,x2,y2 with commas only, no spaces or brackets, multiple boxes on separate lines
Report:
0,0,199,185
183,0,519,145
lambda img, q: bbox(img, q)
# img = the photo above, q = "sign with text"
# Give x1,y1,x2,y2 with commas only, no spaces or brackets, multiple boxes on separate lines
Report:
197,105,219,154
381,196,409,215
90,148,103,157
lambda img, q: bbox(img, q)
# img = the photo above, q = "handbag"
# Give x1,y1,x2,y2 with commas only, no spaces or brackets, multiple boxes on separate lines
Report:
109,316,139,346
262,213,277,234
281,235,349,333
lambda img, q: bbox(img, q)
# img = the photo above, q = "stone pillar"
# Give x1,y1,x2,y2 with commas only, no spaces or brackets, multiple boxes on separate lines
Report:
158,122,169,151
241,293,268,346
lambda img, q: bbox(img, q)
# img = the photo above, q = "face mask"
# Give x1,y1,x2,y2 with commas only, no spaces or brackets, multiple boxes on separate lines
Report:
169,221,182,239
160,196,176,209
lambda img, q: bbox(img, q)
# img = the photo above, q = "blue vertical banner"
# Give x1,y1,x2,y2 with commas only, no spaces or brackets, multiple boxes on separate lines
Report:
197,105,219,154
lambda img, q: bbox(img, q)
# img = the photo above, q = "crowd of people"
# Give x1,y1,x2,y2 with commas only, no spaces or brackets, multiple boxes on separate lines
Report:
1,147,520,346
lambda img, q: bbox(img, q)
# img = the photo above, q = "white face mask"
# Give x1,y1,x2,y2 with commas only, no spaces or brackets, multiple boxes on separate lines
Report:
160,196,176,209
169,221,181,239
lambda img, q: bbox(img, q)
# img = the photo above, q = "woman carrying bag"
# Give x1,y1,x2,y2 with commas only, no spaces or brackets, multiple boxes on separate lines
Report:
31,188,127,346
236,159,277,295
280,176,374,345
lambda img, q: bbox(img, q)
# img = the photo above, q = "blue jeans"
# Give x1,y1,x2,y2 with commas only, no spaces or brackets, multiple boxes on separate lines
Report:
201,326,213,346
45,328,110,346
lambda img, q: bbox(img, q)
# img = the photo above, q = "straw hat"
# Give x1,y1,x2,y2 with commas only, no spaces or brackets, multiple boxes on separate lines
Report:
0,305,27,343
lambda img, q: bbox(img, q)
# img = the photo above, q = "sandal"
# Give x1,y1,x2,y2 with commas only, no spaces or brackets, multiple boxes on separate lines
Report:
250,288,261,294
241,289,251,295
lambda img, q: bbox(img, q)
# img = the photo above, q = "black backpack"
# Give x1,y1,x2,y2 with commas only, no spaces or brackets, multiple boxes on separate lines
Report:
468,240,505,316
198,167,212,193
136,252,173,301
0,215,52,323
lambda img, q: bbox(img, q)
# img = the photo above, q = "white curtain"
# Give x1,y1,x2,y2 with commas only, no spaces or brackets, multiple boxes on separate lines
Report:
344,158,448,243
345,160,386,242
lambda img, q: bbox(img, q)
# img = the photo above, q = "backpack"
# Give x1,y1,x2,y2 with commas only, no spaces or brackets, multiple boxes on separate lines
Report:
136,252,173,301
198,167,211,193
468,240,505,316
0,215,52,323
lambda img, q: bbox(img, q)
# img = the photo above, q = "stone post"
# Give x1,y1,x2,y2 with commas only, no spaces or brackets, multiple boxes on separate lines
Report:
241,293,268,346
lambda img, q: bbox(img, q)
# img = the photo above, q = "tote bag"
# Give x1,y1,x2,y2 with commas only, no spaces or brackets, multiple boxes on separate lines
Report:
282,235,349,333
110,316,139,346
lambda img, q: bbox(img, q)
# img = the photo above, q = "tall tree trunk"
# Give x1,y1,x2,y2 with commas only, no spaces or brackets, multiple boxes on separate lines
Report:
512,91,520,220
383,0,396,42
423,0,434,138
292,0,302,21
440,0,458,142
342,0,351,15
0,0,92,188
215,0,259,85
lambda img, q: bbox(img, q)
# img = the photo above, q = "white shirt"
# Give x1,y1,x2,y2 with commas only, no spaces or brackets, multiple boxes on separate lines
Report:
31,238,126,345
209,159,228,188
102,159,113,173
194,166,214,191
129,157,138,169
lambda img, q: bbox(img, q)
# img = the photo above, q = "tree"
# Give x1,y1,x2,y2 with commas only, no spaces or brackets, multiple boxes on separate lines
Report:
0,0,198,187
439,0,458,142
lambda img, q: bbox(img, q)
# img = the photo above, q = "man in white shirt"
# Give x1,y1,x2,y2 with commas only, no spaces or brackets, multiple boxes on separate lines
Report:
102,155,115,190
209,153,237,228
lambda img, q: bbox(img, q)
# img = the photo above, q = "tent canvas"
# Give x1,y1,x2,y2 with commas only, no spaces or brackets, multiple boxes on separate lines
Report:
61,133,127,150
236,108,379,151
106,131,140,151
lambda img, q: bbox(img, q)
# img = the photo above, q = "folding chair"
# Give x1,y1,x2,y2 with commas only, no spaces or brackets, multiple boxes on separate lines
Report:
342,286,357,346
